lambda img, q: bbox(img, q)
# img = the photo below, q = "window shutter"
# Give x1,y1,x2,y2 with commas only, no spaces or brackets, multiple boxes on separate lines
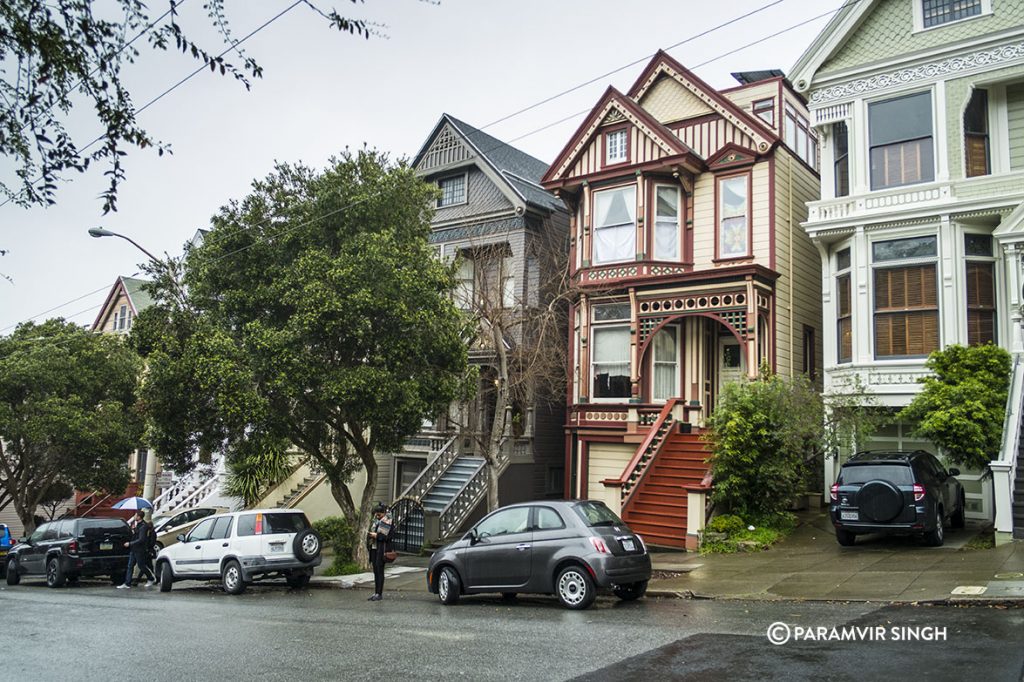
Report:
874,263,938,357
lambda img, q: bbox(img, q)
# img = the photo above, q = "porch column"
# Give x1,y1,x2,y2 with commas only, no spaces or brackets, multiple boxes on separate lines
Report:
629,288,640,401
745,280,758,378
579,295,590,402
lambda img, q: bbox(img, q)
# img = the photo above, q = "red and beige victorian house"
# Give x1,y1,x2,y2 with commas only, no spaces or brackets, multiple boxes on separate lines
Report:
542,51,823,548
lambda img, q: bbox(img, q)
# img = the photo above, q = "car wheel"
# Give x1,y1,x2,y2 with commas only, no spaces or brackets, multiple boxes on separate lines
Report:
158,562,174,592
222,560,246,595
437,566,460,605
923,508,945,547
286,571,311,589
835,528,856,546
556,565,596,610
6,558,20,586
293,529,322,563
613,580,648,601
46,557,66,588
951,492,966,529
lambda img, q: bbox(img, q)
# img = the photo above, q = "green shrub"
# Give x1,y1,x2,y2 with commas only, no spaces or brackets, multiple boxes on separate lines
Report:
313,516,355,562
706,514,745,535
700,512,795,555
322,559,362,576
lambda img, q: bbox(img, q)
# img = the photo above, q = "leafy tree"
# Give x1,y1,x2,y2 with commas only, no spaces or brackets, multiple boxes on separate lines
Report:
705,365,823,519
0,319,142,534
38,479,74,521
1,0,374,213
899,343,1012,470
132,150,471,567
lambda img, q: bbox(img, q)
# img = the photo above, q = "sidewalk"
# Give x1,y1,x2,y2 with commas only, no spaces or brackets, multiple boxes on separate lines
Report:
311,513,1024,603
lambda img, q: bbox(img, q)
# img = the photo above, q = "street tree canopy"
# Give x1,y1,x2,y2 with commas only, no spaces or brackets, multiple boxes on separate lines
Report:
0,319,142,534
0,0,374,213
132,149,472,565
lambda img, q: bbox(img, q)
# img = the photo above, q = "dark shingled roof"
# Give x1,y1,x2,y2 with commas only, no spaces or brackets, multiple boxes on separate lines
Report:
730,69,785,85
443,115,565,213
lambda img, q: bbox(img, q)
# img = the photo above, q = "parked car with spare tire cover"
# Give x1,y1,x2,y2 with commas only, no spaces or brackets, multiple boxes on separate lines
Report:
5,517,131,587
154,509,321,594
830,450,965,547
427,500,651,610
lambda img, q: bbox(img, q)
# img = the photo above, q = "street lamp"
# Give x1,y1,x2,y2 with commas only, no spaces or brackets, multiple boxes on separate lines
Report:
88,226,173,504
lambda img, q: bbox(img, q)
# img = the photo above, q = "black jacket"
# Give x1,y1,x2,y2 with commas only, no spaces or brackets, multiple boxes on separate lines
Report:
128,520,150,557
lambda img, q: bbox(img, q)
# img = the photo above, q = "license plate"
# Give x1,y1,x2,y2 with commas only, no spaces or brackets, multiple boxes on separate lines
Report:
270,543,285,553
100,542,113,550
840,511,858,521
621,539,636,552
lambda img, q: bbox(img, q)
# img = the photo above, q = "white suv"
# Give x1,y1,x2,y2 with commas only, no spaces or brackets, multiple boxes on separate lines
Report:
155,509,322,594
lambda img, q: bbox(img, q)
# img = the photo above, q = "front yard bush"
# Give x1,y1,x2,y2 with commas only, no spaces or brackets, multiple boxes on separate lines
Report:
700,512,796,554
313,515,357,574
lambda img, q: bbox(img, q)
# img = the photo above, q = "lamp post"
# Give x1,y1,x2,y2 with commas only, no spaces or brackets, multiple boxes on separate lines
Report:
88,227,166,502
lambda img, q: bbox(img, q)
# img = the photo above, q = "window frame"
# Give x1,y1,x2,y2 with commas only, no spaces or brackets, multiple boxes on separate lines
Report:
590,322,632,402
752,98,775,127
868,90,935,191
964,88,990,178
833,121,850,198
715,172,752,261
650,325,679,402
871,235,940,359
652,183,681,261
913,0,989,31
591,183,637,265
602,125,629,168
964,232,996,346
836,247,853,364
436,173,468,208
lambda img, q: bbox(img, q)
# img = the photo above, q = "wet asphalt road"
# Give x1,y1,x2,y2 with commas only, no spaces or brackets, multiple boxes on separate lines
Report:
2,578,1022,681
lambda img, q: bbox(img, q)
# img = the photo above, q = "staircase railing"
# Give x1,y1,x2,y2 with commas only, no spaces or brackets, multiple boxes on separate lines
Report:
993,354,1024,537
437,457,491,538
398,435,458,502
78,491,116,518
168,471,225,512
281,472,328,509
602,398,684,507
152,454,224,514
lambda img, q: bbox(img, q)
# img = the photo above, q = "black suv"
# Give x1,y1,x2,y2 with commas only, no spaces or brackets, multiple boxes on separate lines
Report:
830,450,966,547
5,517,132,587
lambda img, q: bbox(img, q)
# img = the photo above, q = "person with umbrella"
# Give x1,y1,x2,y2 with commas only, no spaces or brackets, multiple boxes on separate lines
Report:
118,510,156,589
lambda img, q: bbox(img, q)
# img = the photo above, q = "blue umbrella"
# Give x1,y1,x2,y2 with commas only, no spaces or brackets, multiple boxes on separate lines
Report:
112,496,153,511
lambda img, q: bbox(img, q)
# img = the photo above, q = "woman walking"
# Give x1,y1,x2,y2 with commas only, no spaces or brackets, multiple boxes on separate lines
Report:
366,502,393,602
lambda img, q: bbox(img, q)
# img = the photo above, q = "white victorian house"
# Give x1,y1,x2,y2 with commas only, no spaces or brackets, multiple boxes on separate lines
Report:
790,0,1024,541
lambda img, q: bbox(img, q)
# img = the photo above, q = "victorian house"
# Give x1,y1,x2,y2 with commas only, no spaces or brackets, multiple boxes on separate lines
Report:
541,51,822,548
368,115,570,546
790,0,1024,540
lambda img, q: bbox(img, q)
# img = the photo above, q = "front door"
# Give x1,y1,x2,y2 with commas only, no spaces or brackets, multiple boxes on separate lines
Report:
717,337,746,396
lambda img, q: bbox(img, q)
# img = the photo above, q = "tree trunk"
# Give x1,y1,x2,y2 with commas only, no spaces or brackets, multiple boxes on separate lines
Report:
484,321,511,513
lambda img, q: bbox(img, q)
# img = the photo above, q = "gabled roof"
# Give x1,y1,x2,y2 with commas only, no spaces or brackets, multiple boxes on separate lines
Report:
627,51,777,150
91,276,154,331
541,85,703,187
412,113,564,213
788,0,879,93
994,200,1024,241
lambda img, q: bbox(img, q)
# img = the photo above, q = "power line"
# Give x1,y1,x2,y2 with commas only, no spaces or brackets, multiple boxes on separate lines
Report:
3,1,853,331
0,0,304,210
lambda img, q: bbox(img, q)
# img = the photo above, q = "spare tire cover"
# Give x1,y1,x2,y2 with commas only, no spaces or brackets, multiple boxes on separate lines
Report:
857,480,903,522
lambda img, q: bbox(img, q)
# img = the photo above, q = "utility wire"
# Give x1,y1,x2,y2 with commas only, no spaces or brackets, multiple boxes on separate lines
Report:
3,0,853,331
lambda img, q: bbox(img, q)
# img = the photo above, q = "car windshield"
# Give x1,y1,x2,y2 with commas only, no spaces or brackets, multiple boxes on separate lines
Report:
840,464,914,485
572,501,625,527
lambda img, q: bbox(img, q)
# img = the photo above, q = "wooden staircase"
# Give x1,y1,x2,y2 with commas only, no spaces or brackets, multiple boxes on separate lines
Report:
72,482,140,519
620,430,710,549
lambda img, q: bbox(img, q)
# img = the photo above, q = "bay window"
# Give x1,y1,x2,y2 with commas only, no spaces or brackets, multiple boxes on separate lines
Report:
654,185,680,261
869,92,934,190
833,121,850,197
592,326,631,399
965,234,996,346
718,175,749,259
593,185,636,264
964,89,990,177
651,327,678,401
836,247,852,363
872,236,939,358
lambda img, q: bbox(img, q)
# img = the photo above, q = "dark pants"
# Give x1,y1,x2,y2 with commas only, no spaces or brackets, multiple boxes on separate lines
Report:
372,544,386,595
125,551,155,586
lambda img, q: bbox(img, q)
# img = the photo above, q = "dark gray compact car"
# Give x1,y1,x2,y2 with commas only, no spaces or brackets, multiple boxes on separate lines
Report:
830,450,965,547
427,500,651,610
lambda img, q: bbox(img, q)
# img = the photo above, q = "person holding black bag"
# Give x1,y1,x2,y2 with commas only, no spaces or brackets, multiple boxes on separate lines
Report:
366,502,393,602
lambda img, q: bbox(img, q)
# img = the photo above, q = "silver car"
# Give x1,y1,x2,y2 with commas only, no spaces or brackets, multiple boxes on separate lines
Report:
427,500,651,610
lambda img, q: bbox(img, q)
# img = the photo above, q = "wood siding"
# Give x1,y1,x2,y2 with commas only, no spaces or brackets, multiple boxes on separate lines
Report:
1009,83,1024,170
587,442,633,502
671,118,756,160
772,150,823,380
638,74,713,123
690,161,772,269
568,124,673,178
723,80,779,129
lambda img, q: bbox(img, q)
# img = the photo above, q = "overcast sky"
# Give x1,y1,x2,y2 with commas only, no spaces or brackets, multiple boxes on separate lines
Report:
0,0,844,334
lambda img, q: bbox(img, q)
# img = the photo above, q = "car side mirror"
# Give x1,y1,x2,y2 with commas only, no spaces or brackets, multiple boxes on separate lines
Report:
20,537,30,546
176,534,186,543
466,529,479,545
948,468,960,477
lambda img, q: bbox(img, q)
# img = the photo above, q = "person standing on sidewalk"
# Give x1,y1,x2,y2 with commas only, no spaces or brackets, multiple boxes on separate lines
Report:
366,502,393,602
118,510,156,589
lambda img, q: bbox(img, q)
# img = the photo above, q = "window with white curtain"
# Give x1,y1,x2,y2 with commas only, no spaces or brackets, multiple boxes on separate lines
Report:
654,185,680,261
652,327,677,401
593,185,636,264
718,175,749,258
592,326,631,399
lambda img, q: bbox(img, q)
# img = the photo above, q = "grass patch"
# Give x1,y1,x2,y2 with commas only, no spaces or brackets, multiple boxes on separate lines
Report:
699,512,797,554
321,559,363,576
962,528,995,551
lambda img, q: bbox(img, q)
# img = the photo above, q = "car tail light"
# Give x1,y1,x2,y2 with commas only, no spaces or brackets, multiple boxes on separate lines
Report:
588,537,609,554
913,484,925,502
830,483,839,501
67,540,78,554
255,513,263,535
